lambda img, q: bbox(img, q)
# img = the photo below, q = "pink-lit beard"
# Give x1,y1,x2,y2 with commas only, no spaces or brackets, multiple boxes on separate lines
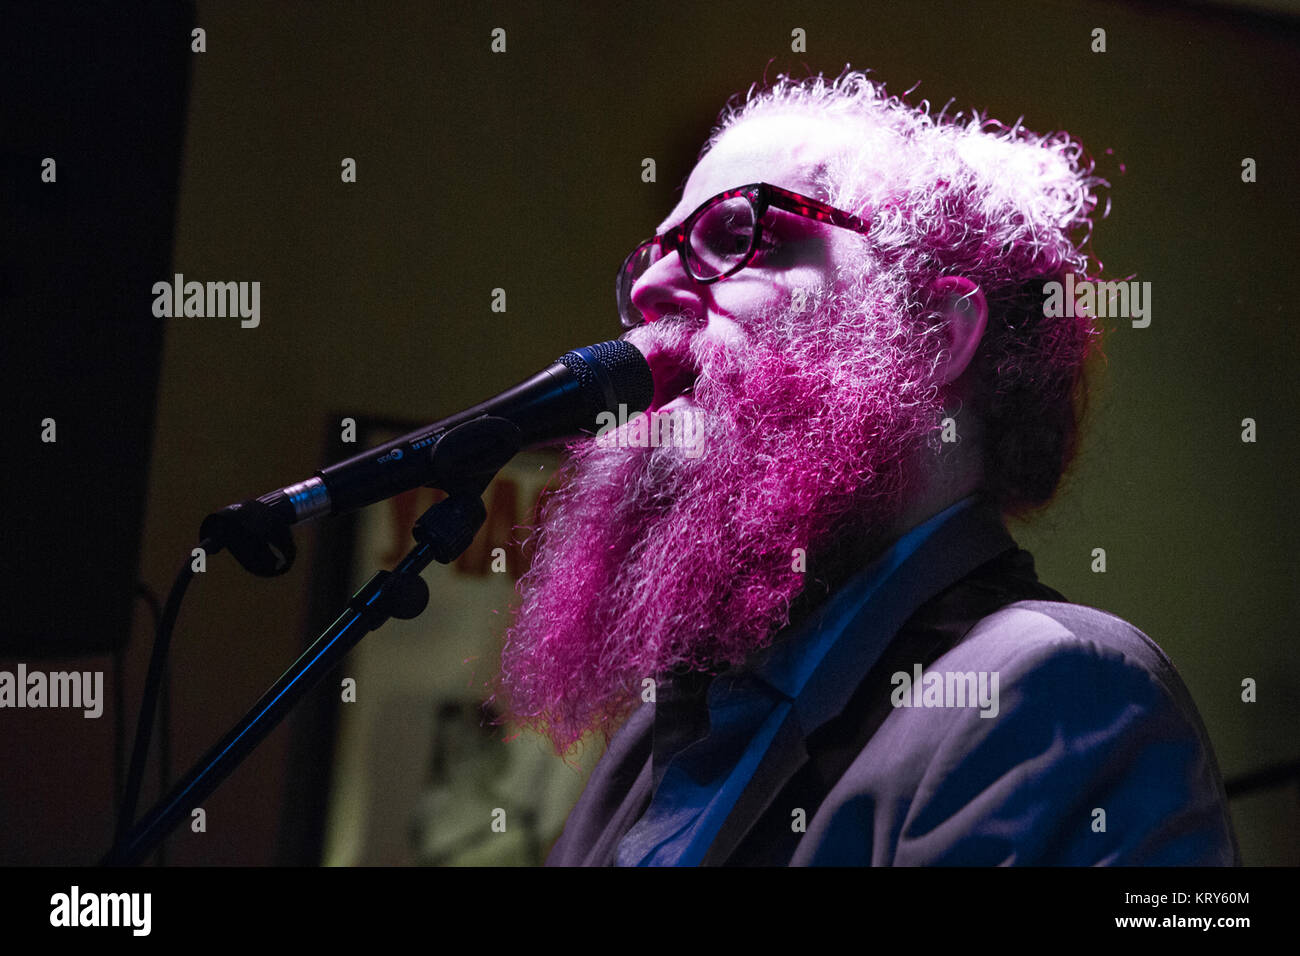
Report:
497,272,944,755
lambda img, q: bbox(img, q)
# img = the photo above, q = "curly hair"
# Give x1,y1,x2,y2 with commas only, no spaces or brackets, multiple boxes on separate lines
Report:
704,68,1108,516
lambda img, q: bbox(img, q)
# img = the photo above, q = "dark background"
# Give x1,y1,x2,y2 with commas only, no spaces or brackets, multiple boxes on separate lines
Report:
2,0,1296,865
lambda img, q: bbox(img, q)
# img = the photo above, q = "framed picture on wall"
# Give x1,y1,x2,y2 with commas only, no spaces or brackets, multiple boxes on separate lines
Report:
277,416,601,866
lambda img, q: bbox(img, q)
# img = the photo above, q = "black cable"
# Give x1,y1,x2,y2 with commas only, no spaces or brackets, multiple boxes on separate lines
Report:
120,585,163,820
157,654,171,867
1225,757,1300,800
116,540,216,844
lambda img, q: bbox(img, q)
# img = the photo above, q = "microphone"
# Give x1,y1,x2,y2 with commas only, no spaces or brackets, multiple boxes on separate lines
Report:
201,340,652,571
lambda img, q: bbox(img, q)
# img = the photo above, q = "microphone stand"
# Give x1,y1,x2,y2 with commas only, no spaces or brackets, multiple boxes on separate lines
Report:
103,418,520,866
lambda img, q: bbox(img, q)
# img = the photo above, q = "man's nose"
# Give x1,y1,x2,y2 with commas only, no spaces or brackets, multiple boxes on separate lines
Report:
629,249,705,324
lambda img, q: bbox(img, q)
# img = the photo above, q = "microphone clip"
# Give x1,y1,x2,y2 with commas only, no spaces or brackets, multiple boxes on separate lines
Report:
199,498,297,577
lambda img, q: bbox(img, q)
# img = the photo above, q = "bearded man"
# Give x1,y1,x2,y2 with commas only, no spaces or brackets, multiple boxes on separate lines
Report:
496,71,1238,866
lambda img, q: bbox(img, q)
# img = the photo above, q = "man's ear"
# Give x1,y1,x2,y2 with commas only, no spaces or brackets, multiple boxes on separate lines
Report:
928,276,988,385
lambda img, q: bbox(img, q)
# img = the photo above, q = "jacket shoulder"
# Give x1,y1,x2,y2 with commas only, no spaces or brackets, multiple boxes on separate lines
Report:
945,599,1181,684
793,600,1238,866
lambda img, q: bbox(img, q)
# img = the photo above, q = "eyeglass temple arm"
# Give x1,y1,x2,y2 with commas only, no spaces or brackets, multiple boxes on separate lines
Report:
762,183,872,234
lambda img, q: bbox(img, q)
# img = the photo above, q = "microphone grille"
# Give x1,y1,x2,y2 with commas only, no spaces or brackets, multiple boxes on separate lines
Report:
557,340,655,418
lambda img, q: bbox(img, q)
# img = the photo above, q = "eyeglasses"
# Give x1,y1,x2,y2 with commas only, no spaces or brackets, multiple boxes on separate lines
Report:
616,181,873,329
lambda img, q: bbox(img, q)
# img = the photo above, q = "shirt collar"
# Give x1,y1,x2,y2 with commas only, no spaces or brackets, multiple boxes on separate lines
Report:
731,495,982,701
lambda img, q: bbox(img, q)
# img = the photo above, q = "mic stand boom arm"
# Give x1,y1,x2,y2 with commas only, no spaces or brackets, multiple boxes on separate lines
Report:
102,418,520,866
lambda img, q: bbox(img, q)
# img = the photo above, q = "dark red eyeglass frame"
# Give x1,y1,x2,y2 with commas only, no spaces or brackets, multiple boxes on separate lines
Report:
616,181,873,328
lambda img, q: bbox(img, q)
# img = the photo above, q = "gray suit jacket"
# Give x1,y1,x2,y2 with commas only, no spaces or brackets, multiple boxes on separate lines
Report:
546,502,1239,866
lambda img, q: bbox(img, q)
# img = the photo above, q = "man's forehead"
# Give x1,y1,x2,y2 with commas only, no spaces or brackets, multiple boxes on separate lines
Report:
656,113,860,234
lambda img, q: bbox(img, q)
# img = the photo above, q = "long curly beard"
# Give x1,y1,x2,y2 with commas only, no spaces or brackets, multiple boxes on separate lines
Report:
495,266,945,754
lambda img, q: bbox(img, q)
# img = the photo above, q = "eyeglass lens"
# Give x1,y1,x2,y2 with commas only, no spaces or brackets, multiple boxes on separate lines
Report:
619,195,758,327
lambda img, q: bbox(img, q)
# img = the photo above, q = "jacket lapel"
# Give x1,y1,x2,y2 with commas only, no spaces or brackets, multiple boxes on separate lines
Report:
544,702,655,866
699,497,1017,866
